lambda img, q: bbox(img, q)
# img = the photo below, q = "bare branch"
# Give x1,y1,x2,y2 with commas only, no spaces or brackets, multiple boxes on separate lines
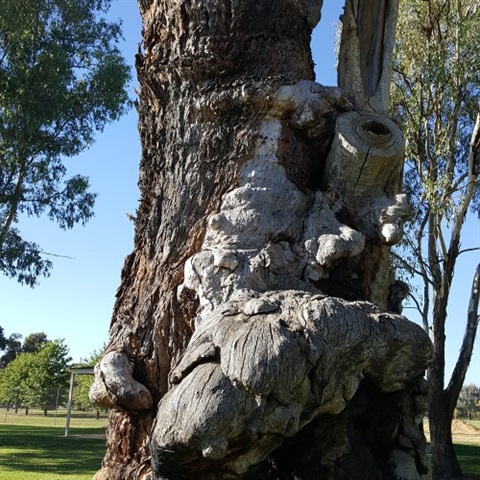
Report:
458,246,480,256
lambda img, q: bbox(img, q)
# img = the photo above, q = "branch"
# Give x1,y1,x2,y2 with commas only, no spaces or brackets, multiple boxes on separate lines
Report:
391,250,433,286
407,290,429,332
37,250,75,260
458,246,480,256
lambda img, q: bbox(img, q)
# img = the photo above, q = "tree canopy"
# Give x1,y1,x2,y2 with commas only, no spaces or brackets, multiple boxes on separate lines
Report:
0,339,71,412
0,331,22,369
456,383,480,419
0,330,48,368
72,345,104,411
0,0,131,286
392,0,480,477
23,331,48,353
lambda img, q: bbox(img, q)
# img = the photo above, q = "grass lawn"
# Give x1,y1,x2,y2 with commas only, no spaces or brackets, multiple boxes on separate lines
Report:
0,410,106,480
1,412,479,479
455,443,480,479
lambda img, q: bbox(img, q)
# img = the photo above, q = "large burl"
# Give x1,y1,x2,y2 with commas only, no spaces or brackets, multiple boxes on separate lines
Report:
151,291,431,479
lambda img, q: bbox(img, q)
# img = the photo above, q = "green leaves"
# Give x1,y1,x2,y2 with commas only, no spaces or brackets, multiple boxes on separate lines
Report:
392,0,480,217
392,0,480,273
0,0,131,285
0,339,72,409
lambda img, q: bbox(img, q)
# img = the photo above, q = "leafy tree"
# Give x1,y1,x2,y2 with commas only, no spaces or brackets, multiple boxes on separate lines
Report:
455,384,480,420
0,326,6,350
392,1,480,478
26,339,72,415
0,348,31,410
0,0,131,286
0,339,71,414
0,330,47,367
0,331,22,368
73,345,104,411
23,332,48,353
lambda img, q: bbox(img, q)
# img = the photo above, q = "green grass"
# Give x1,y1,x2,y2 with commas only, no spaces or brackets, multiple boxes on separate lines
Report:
1,408,107,429
455,443,480,479
0,412,106,480
0,413,478,479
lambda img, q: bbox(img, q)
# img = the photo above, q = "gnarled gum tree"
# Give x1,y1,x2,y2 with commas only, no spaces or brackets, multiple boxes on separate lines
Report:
90,1,433,478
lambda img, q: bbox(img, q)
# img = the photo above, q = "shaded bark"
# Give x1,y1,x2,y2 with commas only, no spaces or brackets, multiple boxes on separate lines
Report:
90,1,432,479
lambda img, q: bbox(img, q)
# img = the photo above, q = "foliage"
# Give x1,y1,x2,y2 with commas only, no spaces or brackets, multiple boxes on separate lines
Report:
0,339,71,411
392,0,480,295
0,0,131,286
0,347,31,407
0,330,48,368
0,326,5,350
72,346,104,411
456,384,480,419
0,331,22,369
23,332,48,353
392,1,480,477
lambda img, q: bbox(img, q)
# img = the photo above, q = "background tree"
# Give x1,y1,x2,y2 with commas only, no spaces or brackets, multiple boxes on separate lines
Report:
0,347,31,411
455,384,480,420
90,1,433,479
0,330,47,367
0,331,22,368
73,346,104,413
391,1,480,478
22,332,48,353
0,0,131,286
0,326,6,350
0,339,71,415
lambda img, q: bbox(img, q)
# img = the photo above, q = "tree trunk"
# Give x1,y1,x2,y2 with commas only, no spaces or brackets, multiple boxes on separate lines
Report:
430,264,480,479
429,392,462,480
90,1,432,479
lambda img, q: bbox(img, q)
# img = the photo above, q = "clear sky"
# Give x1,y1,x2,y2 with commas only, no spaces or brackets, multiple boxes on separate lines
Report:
0,0,478,384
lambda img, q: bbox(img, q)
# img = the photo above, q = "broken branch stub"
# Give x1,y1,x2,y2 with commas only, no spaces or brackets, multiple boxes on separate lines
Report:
326,111,404,203
325,110,408,244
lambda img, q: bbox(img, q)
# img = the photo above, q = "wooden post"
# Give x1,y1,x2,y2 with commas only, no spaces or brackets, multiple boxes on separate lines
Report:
64,371,75,437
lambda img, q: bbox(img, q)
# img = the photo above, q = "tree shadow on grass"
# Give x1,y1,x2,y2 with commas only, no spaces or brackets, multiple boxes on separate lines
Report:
0,425,105,475
454,443,480,479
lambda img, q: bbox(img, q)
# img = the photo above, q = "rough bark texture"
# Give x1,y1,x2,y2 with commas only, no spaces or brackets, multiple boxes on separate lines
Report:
90,1,432,479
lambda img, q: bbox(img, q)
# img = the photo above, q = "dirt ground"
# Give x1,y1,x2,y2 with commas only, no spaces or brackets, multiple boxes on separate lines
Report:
424,419,480,444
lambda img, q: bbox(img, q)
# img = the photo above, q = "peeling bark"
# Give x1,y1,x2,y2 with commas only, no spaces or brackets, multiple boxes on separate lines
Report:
91,1,432,479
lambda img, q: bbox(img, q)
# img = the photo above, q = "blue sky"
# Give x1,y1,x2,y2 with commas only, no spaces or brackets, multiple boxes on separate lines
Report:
0,0,478,384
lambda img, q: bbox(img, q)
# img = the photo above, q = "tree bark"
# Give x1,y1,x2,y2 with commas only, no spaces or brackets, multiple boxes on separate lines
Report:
90,1,432,479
